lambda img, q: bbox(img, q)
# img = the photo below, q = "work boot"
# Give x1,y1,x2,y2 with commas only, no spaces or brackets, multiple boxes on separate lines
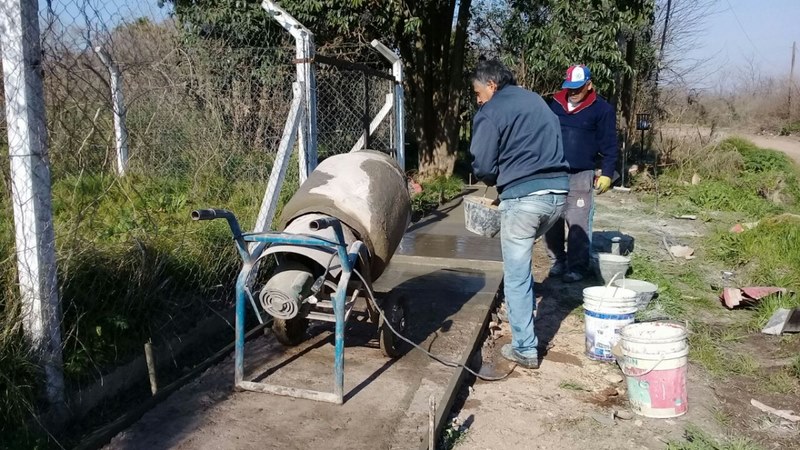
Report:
501,344,539,369
562,271,584,283
548,261,567,277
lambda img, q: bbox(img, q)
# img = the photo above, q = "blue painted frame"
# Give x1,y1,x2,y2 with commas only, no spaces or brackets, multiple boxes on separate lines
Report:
192,209,363,404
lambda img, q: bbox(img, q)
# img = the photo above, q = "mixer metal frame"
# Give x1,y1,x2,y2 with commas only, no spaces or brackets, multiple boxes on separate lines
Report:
192,208,391,404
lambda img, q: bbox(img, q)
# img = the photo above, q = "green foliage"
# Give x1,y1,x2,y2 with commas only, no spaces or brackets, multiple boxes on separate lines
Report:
790,355,800,379
709,214,800,292
410,176,465,218
653,138,800,219
629,253,686,319
498,0,655,95
558,379,589,391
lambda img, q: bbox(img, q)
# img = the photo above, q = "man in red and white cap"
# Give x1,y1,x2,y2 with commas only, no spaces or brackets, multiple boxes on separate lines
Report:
545,64,619,282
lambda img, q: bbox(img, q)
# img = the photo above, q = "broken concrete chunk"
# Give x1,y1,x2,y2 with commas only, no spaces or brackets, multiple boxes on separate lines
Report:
669,245,696,260
783,308,800,333
762,308,791,335
604,373,624,384
591,412,616,426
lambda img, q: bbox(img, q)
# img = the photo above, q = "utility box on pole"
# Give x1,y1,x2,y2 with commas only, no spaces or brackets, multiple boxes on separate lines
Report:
0,0,66,420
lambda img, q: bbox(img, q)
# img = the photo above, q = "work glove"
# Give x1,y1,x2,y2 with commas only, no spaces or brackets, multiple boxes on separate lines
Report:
595,176,612,194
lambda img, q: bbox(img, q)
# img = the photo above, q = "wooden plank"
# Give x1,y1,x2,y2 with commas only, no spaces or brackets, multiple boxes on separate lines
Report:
238,381,341,404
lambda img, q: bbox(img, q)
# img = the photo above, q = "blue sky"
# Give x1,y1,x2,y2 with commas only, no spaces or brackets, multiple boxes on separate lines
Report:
686,0,799,82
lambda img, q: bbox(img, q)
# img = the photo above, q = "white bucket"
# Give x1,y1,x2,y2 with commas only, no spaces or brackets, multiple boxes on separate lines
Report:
583,285,638,361
597,253,632,285
619,321,689,418
611,279,658,309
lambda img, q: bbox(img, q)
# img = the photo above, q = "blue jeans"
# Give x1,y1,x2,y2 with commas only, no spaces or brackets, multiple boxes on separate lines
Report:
499,193,567,358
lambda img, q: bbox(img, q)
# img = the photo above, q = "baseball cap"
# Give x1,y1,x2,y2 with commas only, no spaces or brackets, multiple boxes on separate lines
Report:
562,65,591,89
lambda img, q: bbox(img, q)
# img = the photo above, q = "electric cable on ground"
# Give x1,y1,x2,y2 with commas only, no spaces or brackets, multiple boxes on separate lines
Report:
352,268,517,381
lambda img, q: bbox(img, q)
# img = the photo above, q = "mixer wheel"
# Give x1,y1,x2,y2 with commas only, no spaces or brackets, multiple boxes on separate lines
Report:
272,317,308,346
378,291,408,358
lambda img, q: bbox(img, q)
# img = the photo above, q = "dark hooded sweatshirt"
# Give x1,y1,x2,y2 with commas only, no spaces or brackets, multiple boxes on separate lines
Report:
470,85,569,200
549,89,618,177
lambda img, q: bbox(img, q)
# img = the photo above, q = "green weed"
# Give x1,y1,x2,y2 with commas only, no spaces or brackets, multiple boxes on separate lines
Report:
666,424,762,450
559,380,589,391
647,137,800,219
439,420,468,450
790,355,800,379
728,354,758,375
688,323,726,376
764,370,798,394
410,175,465,218
630,253,687,319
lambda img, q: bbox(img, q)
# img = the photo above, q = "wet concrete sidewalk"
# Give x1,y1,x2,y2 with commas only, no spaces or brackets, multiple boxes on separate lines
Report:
103,188,504,450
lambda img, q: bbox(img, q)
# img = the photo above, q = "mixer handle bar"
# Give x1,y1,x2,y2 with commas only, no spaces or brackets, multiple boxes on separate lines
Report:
309,217,339,231
190,209,244,242
191,208,232,221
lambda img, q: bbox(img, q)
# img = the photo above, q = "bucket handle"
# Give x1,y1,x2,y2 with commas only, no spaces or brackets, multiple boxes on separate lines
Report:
599,271,627,308
619,352,666,377
606,271,625,288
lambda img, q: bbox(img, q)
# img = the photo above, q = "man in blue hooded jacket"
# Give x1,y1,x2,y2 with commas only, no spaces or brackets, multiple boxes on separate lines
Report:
545,64,618,282
469,59,569,369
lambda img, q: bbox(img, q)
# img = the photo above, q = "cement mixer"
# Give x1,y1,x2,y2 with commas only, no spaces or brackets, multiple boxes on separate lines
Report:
192,150,411,404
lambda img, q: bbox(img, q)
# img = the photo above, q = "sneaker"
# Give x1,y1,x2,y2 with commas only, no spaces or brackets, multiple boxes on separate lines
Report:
562,271,584,283
501,344,539,369
549,261,567,277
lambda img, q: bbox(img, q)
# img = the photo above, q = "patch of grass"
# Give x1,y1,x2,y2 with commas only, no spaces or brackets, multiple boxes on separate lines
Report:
410,175,465,218
764,370,798,394
688,323,726,376
710,406,733,428
790,355,800,379
647,137,800,219
709,214,800,291
728,354,759,376
666,424,762,450
559,379,589,391
630,253,687,319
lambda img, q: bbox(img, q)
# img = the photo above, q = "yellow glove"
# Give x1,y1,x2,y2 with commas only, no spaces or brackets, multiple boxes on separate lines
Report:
595,176,612,194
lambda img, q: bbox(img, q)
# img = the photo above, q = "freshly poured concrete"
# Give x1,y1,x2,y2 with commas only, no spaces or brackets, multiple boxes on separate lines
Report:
103,188,503,450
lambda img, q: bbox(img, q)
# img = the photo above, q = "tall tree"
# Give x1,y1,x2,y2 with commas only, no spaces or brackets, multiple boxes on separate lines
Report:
497,0,655,98
168,0,473,176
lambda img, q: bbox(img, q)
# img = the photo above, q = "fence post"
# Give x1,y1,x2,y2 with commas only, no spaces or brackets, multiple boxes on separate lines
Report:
262,0,318,183
371,40,405,171
93,45,129,176
0,0,66,420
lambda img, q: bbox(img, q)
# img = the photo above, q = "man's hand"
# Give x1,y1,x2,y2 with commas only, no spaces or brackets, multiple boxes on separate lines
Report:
595,176,612,194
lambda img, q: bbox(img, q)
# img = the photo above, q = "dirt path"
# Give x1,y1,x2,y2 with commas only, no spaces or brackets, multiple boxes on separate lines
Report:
739,133,800,164
660,123,800,164
450,191,800,449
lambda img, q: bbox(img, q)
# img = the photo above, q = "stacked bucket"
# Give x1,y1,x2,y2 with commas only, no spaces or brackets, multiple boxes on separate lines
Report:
583,238,689,419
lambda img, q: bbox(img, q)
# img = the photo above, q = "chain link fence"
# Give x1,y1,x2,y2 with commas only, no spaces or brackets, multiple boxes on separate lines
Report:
0,0,400,435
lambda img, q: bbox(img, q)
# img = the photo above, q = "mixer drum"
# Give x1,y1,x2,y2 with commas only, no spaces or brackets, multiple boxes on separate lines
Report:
279,150,410,280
